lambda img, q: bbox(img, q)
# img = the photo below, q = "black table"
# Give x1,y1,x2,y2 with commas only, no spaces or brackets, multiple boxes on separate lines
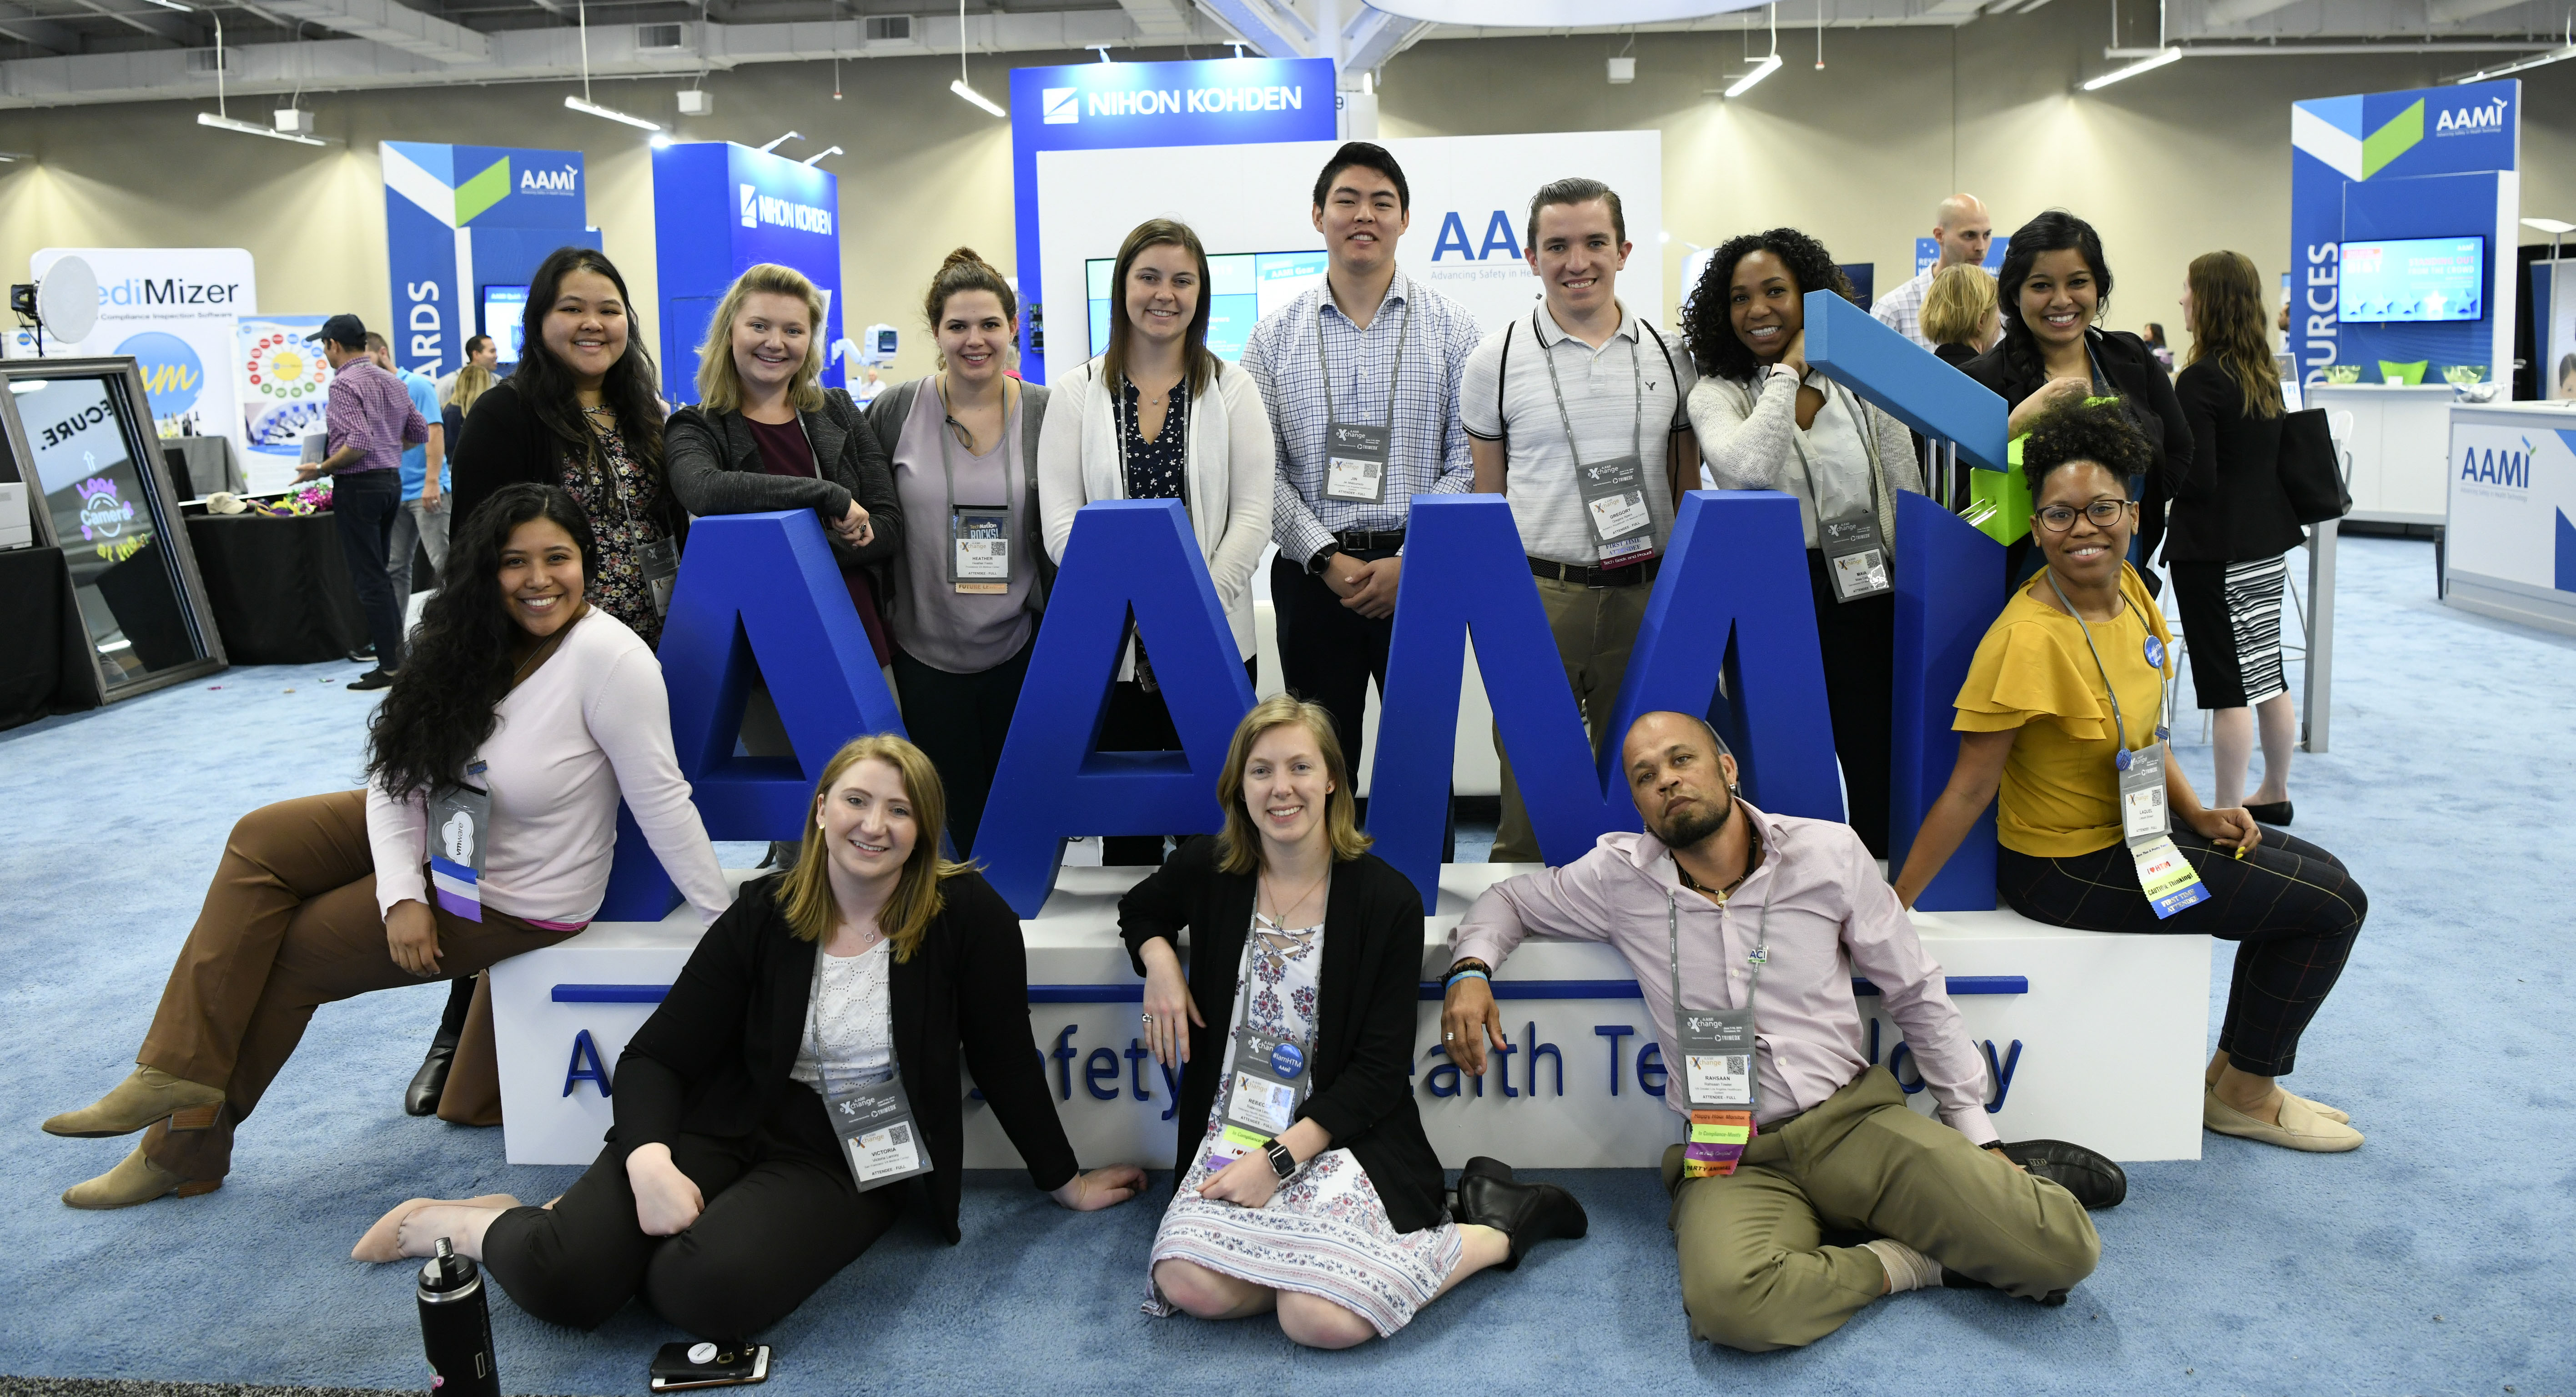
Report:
184,513,369,664
0,545,92,730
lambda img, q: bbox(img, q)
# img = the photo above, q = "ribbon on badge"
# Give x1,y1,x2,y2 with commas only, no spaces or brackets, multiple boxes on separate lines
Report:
1682,1111,1756,1179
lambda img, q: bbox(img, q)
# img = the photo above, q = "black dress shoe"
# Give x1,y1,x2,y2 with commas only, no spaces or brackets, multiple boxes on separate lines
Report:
405,1040,458,1116
1942,1268,2070,1307
345,644,376,663
1990,1138,2127,1210
348,668,397,692
2244,800,2293,828
1453,1161,1587,1270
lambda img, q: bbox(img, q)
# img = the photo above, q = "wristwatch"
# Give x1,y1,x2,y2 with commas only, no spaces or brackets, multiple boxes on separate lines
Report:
1261,1136,1298,1181
1306,544,1342,577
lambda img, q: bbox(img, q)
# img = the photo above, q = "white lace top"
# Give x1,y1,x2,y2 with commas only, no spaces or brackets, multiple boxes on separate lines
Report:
790,940,895,1089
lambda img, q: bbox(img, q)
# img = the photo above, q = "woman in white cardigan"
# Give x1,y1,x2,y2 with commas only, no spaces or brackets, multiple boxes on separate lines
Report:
1038,217,1274,865
1681,228,1925,861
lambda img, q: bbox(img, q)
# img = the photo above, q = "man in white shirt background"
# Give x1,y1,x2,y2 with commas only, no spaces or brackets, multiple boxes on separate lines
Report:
1871,194,1994,350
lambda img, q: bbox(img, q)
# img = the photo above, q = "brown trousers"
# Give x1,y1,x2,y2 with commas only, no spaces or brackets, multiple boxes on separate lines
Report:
136,789,579,1181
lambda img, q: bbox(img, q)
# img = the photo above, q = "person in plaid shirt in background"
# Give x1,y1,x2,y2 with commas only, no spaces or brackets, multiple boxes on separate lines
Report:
296,313,428,692
1871,194,1994,351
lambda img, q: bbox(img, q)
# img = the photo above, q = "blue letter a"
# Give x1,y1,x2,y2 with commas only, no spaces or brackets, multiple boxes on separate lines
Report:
1890,491,2003,911
979,501,1258,916
1432,211,1474,261
594,510,905,920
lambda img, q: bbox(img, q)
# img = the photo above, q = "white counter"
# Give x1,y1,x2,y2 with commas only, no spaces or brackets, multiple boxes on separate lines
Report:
2445,399,2576,635
2310,382,2460,526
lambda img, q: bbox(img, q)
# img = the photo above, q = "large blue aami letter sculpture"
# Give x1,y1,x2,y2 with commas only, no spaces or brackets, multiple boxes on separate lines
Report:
596,509,906,920
1890,490,2006,911
1801,288,2008,470
1367,491,1841,904
978,500,1258,916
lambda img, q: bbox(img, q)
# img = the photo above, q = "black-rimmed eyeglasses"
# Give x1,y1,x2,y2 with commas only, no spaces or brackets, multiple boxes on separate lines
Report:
2036,499,2135,533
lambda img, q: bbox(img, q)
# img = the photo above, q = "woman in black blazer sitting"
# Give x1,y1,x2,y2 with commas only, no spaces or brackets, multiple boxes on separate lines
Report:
1125,695,1585,1350
2169,251,2304,826
352,734,1144,1339
1962,211,2192,588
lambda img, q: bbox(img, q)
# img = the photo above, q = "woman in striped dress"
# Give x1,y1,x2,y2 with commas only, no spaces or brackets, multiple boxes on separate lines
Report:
1119,695,1588,1348
2168,251,2306,826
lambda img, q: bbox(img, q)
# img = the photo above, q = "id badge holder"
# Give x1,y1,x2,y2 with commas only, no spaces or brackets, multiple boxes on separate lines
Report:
1209,1028,1312,1172
822,1072,934,1192
425,762,491,923
1678,1008,1758,1179
2119,738,2209,918
1578,456,1656,569
1322,422,1391,504
1818,514,1892,603
638,536,679,617
950,507,1011,595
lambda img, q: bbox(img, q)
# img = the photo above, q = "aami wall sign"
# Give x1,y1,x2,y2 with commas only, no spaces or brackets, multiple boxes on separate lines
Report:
2287,80,2519,387
1008,56,1337,385
381,142,601,380
651,142,845,407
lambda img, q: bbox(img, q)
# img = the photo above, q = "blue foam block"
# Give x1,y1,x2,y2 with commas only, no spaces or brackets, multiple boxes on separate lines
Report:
1889,489,2004,910
1801,288,2010,471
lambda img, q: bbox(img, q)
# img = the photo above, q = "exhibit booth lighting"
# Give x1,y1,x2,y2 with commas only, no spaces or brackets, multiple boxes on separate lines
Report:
801,145,844,166
2081,46,2183,90
1723,5,1781,98
193,11,328,149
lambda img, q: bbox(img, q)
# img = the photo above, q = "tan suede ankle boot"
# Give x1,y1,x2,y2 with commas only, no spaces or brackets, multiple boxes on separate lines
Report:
43,1066,225,1138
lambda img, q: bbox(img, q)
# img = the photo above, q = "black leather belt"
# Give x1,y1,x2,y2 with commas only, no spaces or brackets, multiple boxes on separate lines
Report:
1529,555,1660,588
1333,528,1406,553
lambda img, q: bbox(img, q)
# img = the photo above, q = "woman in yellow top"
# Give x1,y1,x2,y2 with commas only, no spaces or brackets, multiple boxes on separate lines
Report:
1894,400,2367,1154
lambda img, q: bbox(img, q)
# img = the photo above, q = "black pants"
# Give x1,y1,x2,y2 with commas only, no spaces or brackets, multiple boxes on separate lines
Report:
330,468,407,667
1097,654,1255,866
1804,550,1893,858
1997,829,2364,1077
481,1085,897,1339
892,639,1032,858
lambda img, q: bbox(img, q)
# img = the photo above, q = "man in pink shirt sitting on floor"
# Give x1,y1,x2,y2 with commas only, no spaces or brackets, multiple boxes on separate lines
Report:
1441,710,2119,1352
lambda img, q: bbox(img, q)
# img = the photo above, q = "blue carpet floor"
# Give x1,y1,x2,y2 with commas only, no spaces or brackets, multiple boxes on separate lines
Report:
2,535,2571,1396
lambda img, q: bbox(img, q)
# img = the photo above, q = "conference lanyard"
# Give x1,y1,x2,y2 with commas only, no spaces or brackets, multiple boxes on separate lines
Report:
938,375,1016,594
1114,375,1192,499
425,760,491,924
583,411,675,616
2041,570,2209,919
806,950,931,1193
1666,830,1769,1180
1788,379,1892,604
1536,311,1655,568
1206,915,1319,1174
1315,295,1413,504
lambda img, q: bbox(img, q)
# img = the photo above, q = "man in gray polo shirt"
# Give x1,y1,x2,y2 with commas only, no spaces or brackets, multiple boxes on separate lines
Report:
1463,177,1698,864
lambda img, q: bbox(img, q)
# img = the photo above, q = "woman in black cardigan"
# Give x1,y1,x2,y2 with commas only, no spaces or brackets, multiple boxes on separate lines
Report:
2170,251,2304,826
1962,211,2192,591
353,734,1143,1339
1124,695,1585,1349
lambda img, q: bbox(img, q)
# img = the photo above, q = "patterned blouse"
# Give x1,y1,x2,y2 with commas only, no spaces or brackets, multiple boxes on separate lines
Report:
1117,377,1190,502
556,412,673,648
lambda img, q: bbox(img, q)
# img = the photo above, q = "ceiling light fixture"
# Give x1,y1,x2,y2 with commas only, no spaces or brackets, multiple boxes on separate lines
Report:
800,145,844,166
2453,40,2575,83
195,12,327,147
139,0,190,10
1724,5,1781,97
949,0,1004,117
563,0,662,132
2079,46,2181,90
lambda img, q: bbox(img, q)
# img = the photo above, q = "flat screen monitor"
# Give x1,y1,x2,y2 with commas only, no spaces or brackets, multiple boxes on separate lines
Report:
2336,236,2486,323
1085,251,1328,363
481,284,529,364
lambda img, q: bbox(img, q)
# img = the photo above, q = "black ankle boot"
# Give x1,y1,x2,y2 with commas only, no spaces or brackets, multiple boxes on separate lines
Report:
405,1035,460,1117
1452,1160,1587,1270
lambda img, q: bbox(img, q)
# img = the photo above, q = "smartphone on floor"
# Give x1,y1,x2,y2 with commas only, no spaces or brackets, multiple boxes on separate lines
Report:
649,1341,770,1390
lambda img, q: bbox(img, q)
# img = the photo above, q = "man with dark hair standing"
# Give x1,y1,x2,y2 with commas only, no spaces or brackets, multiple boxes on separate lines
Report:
1243,142,1480,799
297,314,426,692
436,333,498,400
1442,710,2118,1352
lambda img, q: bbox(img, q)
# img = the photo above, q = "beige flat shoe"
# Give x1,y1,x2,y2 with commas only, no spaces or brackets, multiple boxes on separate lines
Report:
2286,1091,2349,1124
2204,1087,2362,1152
352,1193,521,1263
44,1066,224,1138
63,1146,221,1209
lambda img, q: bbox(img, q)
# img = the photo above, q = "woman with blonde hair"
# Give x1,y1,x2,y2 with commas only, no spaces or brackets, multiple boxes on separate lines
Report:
352,733,1146,1337
2168,250,2303,825
1920,263,2000,368
1120,696,1585,1349
666,261,904,666
1039,218,1274,866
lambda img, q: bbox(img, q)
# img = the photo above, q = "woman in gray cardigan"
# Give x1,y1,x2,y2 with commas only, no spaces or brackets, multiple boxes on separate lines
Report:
860,249,1052,855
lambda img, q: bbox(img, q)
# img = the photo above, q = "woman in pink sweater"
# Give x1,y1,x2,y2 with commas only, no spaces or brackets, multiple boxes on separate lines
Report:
43,483,734,1209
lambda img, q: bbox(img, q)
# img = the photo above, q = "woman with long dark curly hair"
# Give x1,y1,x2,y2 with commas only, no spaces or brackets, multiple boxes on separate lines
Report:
1960,211,2191,588
41,485,735,1210
451,247,680,647
1681,227,1925,857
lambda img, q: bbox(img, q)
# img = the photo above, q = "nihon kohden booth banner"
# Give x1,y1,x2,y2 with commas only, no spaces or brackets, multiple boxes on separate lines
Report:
2288,80,2520,387
380,141,602,381
651,142,844,406
10,247,256,468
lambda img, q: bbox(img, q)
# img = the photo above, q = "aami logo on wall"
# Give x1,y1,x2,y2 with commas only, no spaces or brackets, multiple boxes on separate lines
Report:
1431,211,1524,261
739,186,833,235
2460,437,2533,491
1042,86,1080,124
2438,96,2511,136
519,165,579,194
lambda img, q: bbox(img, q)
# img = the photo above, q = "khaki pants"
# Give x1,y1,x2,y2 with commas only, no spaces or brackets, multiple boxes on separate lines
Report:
1661,1067,2100,1352
136,789,580,1181
1490,576,1651,864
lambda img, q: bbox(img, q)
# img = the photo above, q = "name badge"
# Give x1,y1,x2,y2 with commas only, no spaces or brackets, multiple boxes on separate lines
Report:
425,762,491,923
1209,1026,1312,1171
2131,834,2210,918
951,506,1011,594
637,536,679,617
1577,455,1656,568
1818,513,1892,603
1678,1007,1759,1179
823,1075,933,1191
1322,422,1391,503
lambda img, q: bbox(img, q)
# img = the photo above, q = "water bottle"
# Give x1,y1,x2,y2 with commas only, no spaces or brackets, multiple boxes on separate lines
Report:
416,1236,500,1397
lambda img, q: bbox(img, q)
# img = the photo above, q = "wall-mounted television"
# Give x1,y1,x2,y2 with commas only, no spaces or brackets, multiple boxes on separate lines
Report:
481,284,529,364
2337,236,2486,323
1085,251,1328,364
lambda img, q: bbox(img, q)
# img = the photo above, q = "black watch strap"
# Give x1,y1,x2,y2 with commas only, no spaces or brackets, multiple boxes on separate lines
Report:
1307,544,1341,576
1262,1137,1298,1180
